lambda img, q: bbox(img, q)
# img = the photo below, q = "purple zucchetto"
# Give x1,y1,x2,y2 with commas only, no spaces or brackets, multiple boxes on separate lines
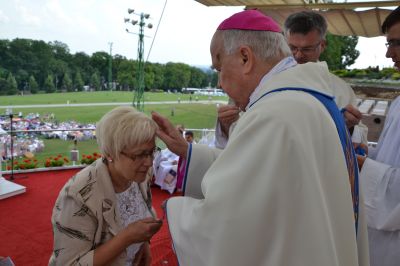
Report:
217,9,281,32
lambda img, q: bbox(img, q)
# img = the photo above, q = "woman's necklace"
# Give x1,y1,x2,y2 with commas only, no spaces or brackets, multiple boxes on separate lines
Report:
114,179,133,193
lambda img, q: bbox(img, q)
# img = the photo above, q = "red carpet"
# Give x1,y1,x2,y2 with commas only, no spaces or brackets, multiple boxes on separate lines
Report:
0,170,178,266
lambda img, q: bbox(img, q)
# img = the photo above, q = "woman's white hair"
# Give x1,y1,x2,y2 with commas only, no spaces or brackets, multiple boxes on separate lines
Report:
221,30,292,61
96,106,157,159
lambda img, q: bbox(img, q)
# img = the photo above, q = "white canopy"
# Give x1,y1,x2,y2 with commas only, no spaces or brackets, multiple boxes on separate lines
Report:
195,0,399,37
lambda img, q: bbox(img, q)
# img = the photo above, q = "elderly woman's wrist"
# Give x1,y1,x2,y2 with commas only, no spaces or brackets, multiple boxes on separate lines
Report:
118,228,135,246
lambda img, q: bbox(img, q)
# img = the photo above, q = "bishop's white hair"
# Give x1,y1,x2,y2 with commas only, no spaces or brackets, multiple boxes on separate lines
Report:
221,30,292,62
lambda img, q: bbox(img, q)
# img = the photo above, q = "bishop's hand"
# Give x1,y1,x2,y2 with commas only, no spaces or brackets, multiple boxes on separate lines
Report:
151,111,189,159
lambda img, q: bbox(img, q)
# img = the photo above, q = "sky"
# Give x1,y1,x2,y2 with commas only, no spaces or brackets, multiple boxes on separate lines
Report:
0,0,395,69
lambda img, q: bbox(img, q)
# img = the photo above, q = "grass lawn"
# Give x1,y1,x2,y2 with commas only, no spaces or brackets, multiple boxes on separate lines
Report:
1,92,227,170
0,103,220,126
0,91,227,105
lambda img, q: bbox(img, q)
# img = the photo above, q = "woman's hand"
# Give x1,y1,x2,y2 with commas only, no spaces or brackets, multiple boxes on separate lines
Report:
132,242,151,266
93,218,161,266
124,217,162,244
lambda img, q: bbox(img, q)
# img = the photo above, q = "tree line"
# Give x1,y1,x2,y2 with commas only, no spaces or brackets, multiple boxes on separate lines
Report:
0,35,362,96
0,38,218,95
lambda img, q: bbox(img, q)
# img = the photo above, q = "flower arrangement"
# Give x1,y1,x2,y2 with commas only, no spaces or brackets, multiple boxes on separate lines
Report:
8,158,39,170
44,154,69,167
81,152,101,165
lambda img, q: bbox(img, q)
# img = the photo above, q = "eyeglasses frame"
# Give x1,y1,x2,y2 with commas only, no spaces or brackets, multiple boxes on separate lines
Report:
120,146,161,162
289,41,322,55
385,39,400,48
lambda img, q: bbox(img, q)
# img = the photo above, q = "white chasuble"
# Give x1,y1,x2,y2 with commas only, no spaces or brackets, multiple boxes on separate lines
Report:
166,62,369,266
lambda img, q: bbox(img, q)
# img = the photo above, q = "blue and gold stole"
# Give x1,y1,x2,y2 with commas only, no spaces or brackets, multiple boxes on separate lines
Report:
250,87,359,234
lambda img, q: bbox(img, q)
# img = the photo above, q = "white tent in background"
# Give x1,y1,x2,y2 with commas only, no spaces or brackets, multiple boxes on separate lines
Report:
195,0,398,37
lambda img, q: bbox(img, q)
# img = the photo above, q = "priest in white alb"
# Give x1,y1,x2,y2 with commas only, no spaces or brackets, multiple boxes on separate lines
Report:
357,7,400,266
152,10,369,266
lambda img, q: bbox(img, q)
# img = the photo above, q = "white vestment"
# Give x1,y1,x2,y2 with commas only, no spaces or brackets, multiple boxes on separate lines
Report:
166,62,369,266
215,62,368,148
329,72,357,108
360,96,400,266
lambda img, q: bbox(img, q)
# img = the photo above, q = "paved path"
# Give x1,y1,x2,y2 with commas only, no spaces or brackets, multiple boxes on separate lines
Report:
0,100,228,109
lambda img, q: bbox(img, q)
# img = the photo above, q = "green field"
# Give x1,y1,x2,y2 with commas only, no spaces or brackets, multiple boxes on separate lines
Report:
1,103,220,125
1,91,227,170
0,91,226,105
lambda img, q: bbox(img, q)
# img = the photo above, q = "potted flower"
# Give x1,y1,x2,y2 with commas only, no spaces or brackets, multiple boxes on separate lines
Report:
44,154,69,167
81,152,102,165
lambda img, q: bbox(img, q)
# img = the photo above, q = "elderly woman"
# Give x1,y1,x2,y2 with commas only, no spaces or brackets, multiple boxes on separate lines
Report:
49,106,162,266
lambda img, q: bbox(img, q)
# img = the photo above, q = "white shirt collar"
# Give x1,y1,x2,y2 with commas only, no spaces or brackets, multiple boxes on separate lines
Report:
246,56,297,111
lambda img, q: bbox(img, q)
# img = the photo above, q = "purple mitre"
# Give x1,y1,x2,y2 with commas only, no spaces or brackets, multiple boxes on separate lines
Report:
217,9,281,32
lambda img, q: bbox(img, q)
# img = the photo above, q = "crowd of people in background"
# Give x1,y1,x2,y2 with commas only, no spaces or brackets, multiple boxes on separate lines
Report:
0,113,95,160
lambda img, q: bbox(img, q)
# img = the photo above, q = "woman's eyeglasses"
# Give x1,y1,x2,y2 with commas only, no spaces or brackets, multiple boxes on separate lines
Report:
121,147,161,162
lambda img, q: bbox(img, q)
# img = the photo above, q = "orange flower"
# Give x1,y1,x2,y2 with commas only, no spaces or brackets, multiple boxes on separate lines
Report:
12,157,38,170
81,152,100,165
43,155,69,167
